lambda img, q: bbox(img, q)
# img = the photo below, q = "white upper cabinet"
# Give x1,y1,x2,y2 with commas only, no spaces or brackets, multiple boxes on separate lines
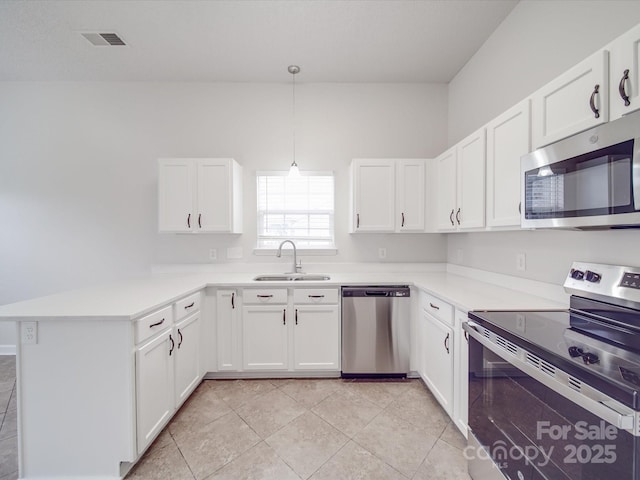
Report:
350,158,426,233
350,159,396,232
456,128,486,230
435,147,457,231
486,99,531,229
532,50,609,149
435,128,486,232
609,23,640,121
158,158,242,233
396,159,426,231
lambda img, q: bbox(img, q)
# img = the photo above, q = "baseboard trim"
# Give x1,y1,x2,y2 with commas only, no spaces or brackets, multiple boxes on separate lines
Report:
0,345,16,355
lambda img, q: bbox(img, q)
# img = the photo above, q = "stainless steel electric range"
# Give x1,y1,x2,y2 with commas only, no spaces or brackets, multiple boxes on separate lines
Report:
464,262,640,480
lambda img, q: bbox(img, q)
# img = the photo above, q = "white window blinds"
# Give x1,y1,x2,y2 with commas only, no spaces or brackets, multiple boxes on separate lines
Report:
257,172,335,248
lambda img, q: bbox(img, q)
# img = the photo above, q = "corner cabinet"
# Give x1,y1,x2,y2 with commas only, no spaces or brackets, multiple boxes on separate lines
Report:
350,158,425,233
486,99,531,229
610,23,640,121
158,158,243,233
532,50,609,149
435,128,486,232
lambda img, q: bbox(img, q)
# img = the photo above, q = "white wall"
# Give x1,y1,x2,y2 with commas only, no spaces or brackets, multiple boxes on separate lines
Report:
0,81,448,309
445,1,640,285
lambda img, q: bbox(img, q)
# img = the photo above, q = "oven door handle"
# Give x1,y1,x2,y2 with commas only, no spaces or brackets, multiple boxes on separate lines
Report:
463,321,638,433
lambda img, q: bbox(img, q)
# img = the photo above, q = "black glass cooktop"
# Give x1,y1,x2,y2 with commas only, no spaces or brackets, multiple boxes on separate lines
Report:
468,309,640,409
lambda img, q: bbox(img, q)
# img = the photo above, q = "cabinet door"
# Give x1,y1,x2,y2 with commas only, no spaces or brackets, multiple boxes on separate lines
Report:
174,314,201,407
435,148,457,231
610,23,640,120
457,128,486,230
453,309,469,438
351,159,395,232
158,158,195,232
136,329,174,454
293,305,340,370
532,50,609,149
196,159,233,232
421,311,453,416
242,306,289,370
216,290,239,371
486,100,530,228
396,160,425,231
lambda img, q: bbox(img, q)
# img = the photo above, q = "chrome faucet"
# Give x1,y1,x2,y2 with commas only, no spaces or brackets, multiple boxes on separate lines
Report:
276,240,302,274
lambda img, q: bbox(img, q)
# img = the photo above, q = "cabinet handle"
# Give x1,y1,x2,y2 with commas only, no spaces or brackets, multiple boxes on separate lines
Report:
357,213,360,229
464,330,469,342
308,295,325,298
257,294,274,298
169,334,175,356
187,213,191,228
184,302,195,310
295,309,298,325
401,212,405,227
619,69,631,106
519,202,522,214
449,209,454,226
198,213,202,228
456,208,461,225
429,303,440,310
177,328,183,349
231,292,235,309
283,309,286,325
589,84,600,119
149,318,165,328
444,332,450,354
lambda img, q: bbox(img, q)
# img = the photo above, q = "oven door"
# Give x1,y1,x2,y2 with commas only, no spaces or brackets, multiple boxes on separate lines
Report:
465,322,640,480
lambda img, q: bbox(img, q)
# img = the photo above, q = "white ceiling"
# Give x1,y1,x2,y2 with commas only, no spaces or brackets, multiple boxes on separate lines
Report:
0,0,518,83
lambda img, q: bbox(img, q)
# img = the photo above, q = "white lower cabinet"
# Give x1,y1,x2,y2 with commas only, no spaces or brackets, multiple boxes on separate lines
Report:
136,329,175,454
420,309,454,416
293,305,340,370
453,309,469,437
174,313,201,406
216,289,240,371
239,288,341,373
242,305,289,370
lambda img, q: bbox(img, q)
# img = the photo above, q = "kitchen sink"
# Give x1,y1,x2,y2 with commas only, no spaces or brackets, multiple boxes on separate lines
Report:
253,274,331,281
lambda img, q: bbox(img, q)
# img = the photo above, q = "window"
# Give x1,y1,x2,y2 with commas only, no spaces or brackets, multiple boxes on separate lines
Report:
256,172,335,249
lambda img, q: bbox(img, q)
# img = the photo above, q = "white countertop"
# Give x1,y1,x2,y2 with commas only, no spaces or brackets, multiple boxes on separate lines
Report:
0,267,567,322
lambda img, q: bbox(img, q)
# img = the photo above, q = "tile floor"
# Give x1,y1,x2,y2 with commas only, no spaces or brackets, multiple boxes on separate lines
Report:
0,356,471,480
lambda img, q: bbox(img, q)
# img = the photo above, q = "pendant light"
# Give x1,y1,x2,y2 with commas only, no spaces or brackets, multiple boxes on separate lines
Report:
288,65,301,177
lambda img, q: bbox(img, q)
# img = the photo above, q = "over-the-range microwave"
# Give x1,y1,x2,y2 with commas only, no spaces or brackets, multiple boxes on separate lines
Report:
521,110,640,229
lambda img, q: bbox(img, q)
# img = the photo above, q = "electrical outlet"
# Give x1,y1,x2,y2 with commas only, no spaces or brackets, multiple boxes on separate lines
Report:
516,253,526,272
209,248,217,261
378,248,387,259
22,321,37,345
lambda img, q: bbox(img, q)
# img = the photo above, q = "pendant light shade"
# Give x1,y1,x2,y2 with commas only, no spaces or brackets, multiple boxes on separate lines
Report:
288,65,301,177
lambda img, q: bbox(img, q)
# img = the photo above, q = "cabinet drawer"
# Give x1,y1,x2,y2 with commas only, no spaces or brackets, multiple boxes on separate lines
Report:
420,291,454,326
135,305,174,344
243,289,288,304
293,288,339,304
175,292,201,321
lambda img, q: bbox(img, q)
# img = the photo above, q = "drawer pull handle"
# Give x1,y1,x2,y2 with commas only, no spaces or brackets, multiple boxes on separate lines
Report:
619,69,631,106
257,294,274,298
184,302,195,309
149,318,165,328
589,84,600,119
444,332,450,354
169,334,175,356
308,295,325,298
177,328,183,349
429,303,440,310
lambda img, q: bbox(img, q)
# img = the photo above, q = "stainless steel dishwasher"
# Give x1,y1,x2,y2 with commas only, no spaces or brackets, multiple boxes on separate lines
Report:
341,286,411,378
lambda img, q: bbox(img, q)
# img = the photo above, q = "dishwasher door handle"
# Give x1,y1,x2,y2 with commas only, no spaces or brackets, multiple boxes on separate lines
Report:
364,291,389,296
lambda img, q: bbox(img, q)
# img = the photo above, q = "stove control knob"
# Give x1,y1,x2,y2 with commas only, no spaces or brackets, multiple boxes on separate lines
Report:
585,270,601,283
582,352,599,365
568,346,583,358
570,269,585,280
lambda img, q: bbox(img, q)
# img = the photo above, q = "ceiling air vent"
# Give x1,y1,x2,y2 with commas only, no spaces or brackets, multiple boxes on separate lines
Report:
81,32,127,47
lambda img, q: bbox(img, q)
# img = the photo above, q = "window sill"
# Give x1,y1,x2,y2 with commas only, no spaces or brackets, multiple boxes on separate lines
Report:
253,247,338,256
